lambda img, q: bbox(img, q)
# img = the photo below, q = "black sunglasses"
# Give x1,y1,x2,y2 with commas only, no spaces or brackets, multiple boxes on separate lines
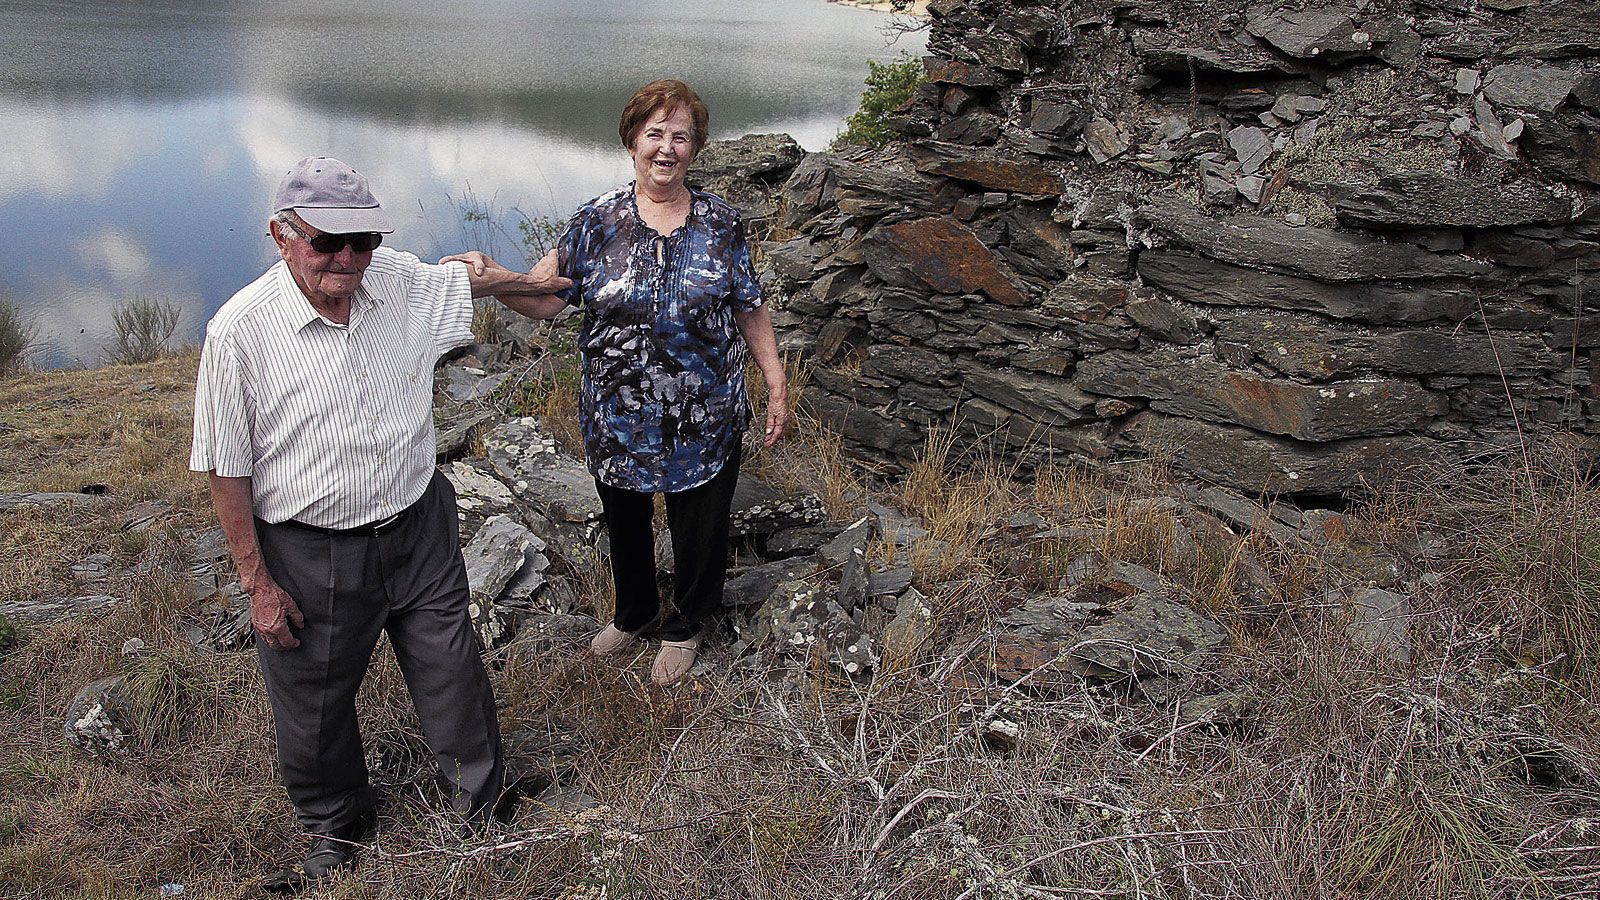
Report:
285,219,383,254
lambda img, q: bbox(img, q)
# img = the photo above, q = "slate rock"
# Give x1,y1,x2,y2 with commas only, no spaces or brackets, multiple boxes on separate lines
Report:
882,587,935,657
435,410,496,463
862,217,1027,306
724,557,822,609
445,460,519,516
1522,111,1600,186
1124,412,1439,495
120,500,171,534
868,502,929,550
0,492,110,512
0,593,121,625
484,418,603,525
805,393,922,457
71,553,115,581
998,595,1103,638
502,543,553,609
749,581,878,676
924,59,1013,90
1132,32,1304,77
1337,174,1575,228
1501,1,1600,59
1072,591,1227,677
1483,64,1581,113
1076,348,1446,440
911,143,1066,194
765,525,840,559
1337,586,1412,662
463,515,535,648
1084,118,1130,164
1173,484,1300,544
65,676,134,755
1245,2,1362,59
958,364,1099,427
1211,311,1562,379
838,530,871,614
1226,126,1272,175
730,474,825,537
440,366,510,403
869,566,914,597
689,133,805,183
818,517,874,569
1141,199,1492,282
182,581,252,652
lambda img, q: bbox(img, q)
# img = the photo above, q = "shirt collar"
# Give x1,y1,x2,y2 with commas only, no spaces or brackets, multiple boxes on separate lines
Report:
271,261,377,333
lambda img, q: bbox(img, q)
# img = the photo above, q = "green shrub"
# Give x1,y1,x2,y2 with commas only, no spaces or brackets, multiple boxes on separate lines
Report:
833,52,925,150
107,296,179,364
0,296,34,375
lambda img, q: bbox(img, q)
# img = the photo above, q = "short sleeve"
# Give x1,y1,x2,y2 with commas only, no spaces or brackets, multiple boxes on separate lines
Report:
409,253,474,355
189,329,254,477
728,214,763,312
555,212,587,308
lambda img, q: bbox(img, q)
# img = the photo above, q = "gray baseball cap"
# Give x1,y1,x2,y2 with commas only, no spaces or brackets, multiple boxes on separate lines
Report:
271,156,395,234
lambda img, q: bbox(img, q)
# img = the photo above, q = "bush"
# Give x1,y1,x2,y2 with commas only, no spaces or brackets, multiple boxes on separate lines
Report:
833,52,925,150
0,296,34,375
107,296,179,364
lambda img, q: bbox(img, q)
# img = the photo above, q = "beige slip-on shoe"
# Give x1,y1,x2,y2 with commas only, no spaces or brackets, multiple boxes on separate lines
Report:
650,635,703,686
590,623,640,659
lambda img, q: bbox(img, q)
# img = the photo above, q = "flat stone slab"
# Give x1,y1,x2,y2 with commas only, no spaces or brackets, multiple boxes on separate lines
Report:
749,580,878,676
1072,591,1227,677
1125,412,1438,495
0,492,111,512
1337,174,1575,228
1076,348,1446,441
484,418,603,525
0,593,120,624
1141,199,1492,283
863,216,1026,306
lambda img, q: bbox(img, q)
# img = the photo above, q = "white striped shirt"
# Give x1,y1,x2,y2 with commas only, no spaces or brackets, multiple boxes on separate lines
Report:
189,247,473,528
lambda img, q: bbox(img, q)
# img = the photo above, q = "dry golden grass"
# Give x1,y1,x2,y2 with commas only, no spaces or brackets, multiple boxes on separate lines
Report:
1,359,1598,898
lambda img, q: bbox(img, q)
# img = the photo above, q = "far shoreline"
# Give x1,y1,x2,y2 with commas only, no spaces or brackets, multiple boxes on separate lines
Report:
827,0,931,16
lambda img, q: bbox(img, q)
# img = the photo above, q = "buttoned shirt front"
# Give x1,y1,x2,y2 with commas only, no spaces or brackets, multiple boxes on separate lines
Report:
557,185,764,493
189,247,473,528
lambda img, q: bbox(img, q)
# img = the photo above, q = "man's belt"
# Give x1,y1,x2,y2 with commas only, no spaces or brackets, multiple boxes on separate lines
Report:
278,499,417,537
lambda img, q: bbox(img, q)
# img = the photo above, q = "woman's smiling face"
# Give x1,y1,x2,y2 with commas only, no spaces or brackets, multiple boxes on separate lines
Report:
630,104,698,193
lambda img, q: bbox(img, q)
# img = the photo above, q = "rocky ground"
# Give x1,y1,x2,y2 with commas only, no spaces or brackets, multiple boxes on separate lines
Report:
2,321,1598,896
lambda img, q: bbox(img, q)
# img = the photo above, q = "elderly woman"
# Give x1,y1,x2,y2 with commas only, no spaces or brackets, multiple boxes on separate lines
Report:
459,79,788,685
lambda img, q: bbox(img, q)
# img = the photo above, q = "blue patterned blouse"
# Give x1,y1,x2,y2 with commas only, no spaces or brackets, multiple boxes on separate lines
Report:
556,185,764,492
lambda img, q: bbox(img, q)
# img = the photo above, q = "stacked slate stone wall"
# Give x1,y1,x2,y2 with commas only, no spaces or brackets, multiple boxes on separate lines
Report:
763,0,1600,496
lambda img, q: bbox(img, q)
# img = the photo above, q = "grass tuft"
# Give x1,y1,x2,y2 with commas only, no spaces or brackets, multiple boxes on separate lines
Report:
107,296,180,365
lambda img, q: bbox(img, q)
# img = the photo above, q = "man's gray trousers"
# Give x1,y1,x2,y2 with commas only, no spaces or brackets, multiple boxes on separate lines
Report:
253,471,504,835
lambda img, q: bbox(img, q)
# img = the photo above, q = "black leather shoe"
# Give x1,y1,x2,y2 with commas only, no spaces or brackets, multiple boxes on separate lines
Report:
302,812,375,883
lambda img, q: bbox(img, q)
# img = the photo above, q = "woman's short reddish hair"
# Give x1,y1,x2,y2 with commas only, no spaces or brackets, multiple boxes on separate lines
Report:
619,79,710,153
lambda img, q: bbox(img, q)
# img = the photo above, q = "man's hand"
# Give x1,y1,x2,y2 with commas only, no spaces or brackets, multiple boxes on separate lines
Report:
246,574,305,651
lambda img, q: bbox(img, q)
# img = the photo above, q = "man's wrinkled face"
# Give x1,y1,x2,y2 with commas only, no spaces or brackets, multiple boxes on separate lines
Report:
272,215,372,308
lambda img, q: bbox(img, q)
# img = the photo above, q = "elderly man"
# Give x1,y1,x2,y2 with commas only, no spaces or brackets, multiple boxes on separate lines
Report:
189,157,568,890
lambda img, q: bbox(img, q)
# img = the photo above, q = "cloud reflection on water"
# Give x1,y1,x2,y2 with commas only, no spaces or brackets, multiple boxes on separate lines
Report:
0,0,924,366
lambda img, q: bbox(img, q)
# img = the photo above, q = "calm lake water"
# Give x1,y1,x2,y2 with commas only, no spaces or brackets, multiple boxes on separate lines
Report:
0,0,923,367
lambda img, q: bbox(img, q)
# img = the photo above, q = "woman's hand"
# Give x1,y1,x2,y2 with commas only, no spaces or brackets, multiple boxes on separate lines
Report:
763,380,790,449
